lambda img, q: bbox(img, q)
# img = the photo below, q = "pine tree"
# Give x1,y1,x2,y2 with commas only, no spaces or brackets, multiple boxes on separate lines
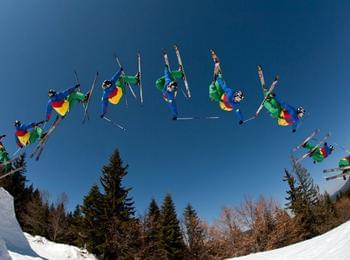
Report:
284,159,321,239
143,199,165,259
160,193,186,259
65,205,85,247
183,203,206,260
81,184,105,257
99,149,140,259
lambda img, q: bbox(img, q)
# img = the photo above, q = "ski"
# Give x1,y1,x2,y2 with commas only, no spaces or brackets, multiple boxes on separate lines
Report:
174,45,191,98
82,72,99,124
30,116,62,161
323,166,350,174
325,172,350,181
175,116,220,121
137,52,143,105
114,55,137,100
210,49,222,79
0,157,19,168
292,129,320,152
296,133,331,163
0,167,24,180
255,69,279,117
103,116,127,131
163,49,187,98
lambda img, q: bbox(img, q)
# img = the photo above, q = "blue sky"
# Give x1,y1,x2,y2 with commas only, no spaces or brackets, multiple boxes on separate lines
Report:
1,0,350,222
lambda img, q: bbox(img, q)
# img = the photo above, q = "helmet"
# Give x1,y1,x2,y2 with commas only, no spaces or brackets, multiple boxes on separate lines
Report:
329,144,335,151
297,106,305,114
102,80,112,88
234,90,244,100
48,89,56,97
14,120,21,127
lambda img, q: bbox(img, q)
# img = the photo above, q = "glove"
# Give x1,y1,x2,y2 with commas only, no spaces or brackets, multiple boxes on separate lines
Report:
100,114,104,119
292,129,296,133
75,84,80,89
0,134,6,138
37,121,45,126
172,116,177,121
239,120,243,125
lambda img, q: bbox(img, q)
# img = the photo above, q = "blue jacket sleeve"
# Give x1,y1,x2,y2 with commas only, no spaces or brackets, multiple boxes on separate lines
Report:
101,91,109,117
234,106,244,122
110,68,123,85
163,66,172,90
274,96,295,113
61,86,77,98
167,100,178,117
46,101,53,121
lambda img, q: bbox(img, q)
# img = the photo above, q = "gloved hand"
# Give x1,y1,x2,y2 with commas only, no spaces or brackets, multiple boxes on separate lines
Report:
239,120,243,125
75,84,81,89
292,129,296,133
100,114,104,119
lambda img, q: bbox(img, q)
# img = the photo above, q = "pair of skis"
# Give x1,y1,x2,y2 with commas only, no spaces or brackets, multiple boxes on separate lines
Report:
114,52,143,105
292,129,331,163
0,157,24,180
30,116,62,161
0,166,24,180
163,45,191,99
323,166,350,181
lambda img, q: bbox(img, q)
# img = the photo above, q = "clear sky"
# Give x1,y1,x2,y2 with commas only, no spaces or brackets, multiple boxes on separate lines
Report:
1,0,350,222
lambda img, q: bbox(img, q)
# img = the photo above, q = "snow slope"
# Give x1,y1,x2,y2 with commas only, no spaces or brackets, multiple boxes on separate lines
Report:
9,233,96,260
0,187,39,258
229,220,350,260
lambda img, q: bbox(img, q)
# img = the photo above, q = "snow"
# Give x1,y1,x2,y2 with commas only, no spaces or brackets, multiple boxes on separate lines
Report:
0,187,96,260
229,220,350,260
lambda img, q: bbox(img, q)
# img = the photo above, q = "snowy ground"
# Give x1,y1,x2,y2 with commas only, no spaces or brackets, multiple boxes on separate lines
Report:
229,220,350,260
0,187,96,260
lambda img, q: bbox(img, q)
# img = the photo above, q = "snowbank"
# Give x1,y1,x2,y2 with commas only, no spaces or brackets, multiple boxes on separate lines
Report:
229,220,350,260
0,187,39,258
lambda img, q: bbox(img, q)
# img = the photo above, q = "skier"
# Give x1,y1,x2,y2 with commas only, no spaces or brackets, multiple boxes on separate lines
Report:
156,64,183,120
0,135,11,172
262,89,305,132
100,67,140,118
337,156,350,180
14,120,45,148
209,63,245,124
301,141,335,164
46,84,90,121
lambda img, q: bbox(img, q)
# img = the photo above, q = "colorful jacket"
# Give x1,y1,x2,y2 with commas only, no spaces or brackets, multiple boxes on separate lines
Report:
101,68,123,117
46,86,77,120
275,96,300,131
15,123,37,148
216,76,243,121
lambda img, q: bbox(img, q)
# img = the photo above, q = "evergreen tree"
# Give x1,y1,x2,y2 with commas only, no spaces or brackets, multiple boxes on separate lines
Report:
65,205,86,247
81,184,105,257
160,193,186,259
284,159,322,239
99,149,140,259
183,203,206,260
143,199,165,259
22,188,50,237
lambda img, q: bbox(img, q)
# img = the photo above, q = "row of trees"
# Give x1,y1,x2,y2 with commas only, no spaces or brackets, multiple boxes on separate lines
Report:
1,152,350,259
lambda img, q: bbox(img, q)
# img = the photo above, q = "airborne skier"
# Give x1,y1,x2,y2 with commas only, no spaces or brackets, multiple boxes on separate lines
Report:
14,120,45,148
100,67,140,118
209,50,245,124
301,140,334,164
46,84,90,121
257,65,305,132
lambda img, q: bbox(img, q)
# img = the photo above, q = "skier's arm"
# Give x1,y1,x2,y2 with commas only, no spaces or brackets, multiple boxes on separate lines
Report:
234,105,244,124
46,101,53,121
0,135,5,142
163,65,172,89
167,99,178,118
15,136,23,148
292,119,300,133
274,96,294,112
110,68,123,85
61,85,78,98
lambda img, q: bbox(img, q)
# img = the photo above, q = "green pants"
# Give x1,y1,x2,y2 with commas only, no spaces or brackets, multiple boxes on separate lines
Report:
209,80,224,102
155,70,183,91
120,75,138,86
263,89,282,119
29,127,43,144
304,142,324,163
67,91,85,107
339,158,350,168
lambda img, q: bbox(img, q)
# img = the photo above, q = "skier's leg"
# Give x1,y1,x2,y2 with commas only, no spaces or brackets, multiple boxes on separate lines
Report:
209,81,224,102
29,128,43,144
67,91,85,107
122,75,138,85
156,77,165,91
264,98,281,119
171,70,184,80
303,142,316,150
